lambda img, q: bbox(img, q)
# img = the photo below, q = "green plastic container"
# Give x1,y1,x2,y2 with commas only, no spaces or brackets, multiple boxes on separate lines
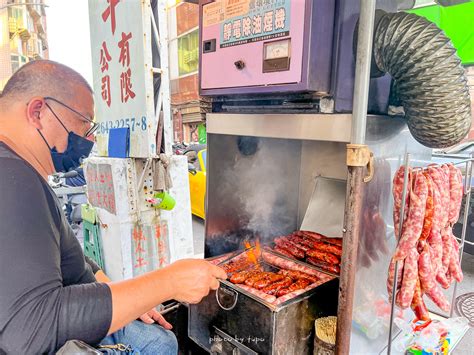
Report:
81,204,97,224
153,191,176,211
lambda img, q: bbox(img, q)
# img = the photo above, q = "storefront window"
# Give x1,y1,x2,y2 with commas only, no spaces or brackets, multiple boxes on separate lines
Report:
8,7,25,31
178,29,199,76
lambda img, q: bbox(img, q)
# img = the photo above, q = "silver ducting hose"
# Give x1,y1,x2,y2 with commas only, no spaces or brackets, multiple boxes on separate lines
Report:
373,11,471,148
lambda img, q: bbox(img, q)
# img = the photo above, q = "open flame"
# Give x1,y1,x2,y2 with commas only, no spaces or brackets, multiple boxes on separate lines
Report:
244,239,261,265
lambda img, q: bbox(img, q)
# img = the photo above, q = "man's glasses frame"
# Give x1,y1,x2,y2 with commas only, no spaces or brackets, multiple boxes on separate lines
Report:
44,96,98,137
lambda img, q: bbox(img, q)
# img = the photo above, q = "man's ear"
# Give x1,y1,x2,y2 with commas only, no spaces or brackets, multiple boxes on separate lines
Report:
26,97,46,129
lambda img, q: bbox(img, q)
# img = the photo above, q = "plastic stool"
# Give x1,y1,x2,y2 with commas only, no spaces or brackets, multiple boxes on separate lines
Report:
83,220,105,270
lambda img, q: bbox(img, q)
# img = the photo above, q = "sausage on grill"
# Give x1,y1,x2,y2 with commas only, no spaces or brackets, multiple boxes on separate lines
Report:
276,279,312,297
230,270,255,284
261,277,293,295
279,236,311,252
253,273,285,290
306,249,340,265
278,269,318,283
244,272,268,287
296,231,343,247
273,246,294,258
274,239,305,259
306,257,340,274
308,241,342,257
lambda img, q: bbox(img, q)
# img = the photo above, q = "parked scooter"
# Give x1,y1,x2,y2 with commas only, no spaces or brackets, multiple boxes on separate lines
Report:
172,142,188,155
50,169,87,246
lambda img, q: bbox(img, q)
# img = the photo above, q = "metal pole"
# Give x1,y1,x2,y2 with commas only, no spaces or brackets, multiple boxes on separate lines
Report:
335,2,377,354
157,0,173,155
450,160,472,317
150,11,161,57
387,154,411,355
350,0,376,144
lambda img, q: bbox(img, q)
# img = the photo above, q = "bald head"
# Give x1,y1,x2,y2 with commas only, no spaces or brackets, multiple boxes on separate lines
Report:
1,60,92,104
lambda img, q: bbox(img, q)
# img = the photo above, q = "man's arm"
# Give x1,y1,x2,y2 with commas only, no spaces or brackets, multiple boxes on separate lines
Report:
0,160,112,352
95,269,110,283
106,259,225,334
0,159,226,352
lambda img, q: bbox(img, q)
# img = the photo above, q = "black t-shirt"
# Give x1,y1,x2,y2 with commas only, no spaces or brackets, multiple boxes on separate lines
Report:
0,142,112,354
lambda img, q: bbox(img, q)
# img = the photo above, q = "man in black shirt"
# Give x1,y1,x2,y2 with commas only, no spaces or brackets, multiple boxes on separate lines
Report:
0,60,226,354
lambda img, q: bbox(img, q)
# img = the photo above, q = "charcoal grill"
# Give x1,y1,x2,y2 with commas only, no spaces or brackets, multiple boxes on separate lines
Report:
189,249,338,354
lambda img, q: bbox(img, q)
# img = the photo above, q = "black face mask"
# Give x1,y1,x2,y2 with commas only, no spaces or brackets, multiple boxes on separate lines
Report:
38,99,95,173
49,131,94,172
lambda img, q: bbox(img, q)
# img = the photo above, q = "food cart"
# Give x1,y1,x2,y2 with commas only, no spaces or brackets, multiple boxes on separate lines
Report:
186,0,472,354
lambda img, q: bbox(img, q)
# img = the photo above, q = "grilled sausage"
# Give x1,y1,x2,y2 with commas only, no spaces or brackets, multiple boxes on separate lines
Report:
286,235,314,250
306,257,340,274
253,273,285,289
274,239,305,259
306,249,340,265
261,277,293,295
279,236,311,253
309,241,342,257
222,258,255,273
278,269,318,283
297,230,343,247
276,279,311,297
273,246,294,258
244,272,268,287
262,251,329,277
230,270,255,284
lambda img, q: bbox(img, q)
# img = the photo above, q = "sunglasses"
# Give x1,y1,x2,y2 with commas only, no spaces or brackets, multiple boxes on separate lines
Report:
44,96,98,137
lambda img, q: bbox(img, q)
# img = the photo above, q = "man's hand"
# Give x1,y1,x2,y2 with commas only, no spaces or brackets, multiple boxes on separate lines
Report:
167,259,227,304
139,308,172,330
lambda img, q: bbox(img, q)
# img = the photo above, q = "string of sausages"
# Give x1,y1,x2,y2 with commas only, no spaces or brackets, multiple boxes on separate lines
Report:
388,163,464,321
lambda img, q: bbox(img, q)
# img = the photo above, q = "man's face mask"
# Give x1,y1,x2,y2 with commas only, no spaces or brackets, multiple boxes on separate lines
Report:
38,97,97,172
50,132,94,172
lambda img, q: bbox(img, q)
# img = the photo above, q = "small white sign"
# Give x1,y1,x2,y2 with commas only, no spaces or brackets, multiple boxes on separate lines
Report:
89,0,157,158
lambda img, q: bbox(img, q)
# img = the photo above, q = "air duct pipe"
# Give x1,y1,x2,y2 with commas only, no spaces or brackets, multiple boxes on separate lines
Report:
372,11,471,148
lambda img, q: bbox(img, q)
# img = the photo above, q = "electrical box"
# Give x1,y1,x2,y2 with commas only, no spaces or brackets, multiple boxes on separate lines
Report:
199,0,398,113
200,0,335,95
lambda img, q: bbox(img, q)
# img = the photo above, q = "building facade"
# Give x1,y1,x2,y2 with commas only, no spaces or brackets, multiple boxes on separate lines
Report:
167,0,208,144
0,0,48,90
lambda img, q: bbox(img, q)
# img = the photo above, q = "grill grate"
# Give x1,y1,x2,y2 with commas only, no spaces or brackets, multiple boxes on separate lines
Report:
454,292,474,327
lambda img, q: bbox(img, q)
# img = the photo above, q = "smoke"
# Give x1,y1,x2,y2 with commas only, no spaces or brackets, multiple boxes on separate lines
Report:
224,137,299,242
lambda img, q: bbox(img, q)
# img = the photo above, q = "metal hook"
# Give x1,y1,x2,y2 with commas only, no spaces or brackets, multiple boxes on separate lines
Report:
215,285,239,311
363,152,374,183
